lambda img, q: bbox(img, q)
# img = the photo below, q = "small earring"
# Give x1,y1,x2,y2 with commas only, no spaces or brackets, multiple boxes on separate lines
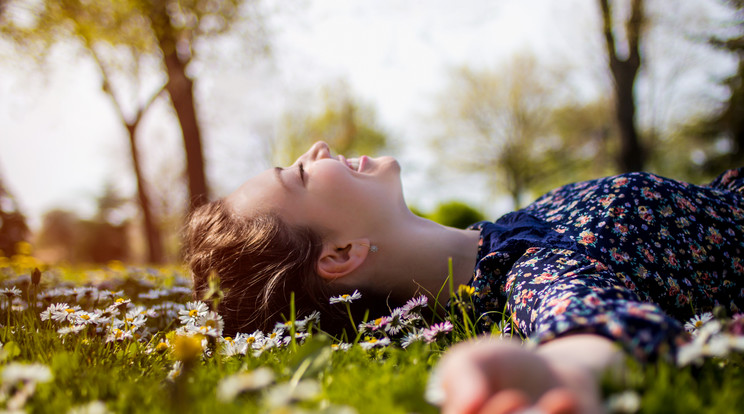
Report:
362,243,378,253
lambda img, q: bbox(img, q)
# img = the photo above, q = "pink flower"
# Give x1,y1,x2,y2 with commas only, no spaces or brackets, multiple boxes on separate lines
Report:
423,321,453,343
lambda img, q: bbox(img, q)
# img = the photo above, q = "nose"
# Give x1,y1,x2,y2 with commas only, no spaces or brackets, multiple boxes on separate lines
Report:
309,141,331,160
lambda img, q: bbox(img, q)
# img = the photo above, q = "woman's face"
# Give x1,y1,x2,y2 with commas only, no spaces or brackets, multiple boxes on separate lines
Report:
226,141,405,238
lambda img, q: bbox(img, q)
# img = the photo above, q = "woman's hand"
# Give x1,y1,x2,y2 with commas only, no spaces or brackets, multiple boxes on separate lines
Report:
434,335,621,414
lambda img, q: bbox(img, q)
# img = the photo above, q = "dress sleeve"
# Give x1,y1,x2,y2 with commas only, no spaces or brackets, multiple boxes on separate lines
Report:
505,247,684,361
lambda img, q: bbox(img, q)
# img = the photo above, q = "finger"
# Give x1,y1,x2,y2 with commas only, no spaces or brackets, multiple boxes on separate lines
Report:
439,342,495,414
478,389,530,414
440,361,490,414
536,388,580,414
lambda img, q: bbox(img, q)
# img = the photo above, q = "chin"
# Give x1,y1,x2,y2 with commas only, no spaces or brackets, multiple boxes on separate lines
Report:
378,156,401,173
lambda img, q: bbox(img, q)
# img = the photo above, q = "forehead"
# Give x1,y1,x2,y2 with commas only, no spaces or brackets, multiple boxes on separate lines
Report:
224,168,288,217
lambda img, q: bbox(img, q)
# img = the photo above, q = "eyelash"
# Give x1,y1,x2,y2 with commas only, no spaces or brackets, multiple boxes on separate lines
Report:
298,163,305,184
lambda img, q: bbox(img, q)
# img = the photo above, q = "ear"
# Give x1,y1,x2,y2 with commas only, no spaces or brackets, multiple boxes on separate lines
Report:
317,238,371,280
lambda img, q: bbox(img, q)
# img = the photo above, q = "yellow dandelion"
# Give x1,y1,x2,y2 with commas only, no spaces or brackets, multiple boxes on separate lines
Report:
458,284,475,297
173,335,204,362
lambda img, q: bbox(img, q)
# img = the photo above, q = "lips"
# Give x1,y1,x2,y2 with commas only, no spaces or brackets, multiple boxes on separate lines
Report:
337,155,368,172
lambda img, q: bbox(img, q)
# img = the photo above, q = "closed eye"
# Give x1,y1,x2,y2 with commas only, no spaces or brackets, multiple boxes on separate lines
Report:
298,162,305,186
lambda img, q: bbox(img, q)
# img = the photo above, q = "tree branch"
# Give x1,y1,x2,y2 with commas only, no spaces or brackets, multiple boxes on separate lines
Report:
598,0,618,66
134,84,167,126
626,0,644,69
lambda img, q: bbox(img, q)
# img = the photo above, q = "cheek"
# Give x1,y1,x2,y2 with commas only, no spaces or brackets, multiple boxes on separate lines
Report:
309,165,357,198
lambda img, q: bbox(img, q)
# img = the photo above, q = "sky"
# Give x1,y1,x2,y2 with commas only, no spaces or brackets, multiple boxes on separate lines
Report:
0,0,736,229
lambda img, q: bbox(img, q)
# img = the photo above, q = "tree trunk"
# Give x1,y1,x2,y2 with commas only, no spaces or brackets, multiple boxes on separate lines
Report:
84,41,166,264
162,50,210,210
599,0,646,172
126,123,165,264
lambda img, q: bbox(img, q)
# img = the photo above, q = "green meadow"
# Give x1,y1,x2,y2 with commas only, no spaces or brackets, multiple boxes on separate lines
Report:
1,248,744,414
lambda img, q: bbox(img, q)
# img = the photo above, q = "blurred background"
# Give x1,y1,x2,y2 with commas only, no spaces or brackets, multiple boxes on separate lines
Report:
0,0,742,265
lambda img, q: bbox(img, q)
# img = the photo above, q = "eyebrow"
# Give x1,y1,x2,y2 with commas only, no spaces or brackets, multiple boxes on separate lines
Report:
274,167,291,190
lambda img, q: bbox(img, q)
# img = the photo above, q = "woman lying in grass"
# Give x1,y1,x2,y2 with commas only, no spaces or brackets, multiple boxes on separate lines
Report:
183,141,744,413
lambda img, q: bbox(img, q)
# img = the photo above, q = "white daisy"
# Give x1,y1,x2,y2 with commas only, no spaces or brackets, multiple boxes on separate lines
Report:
264,379,320,408
245,331,266,350
40,303,68,321
169,286,192,296
385,308,406,335
401,330,425,348
188,311,223,338
73,311,99,325
298,311,321,329
57,324,86,337
73,286,99,302
329,290,362,304
359,336,391,350
684,312,714,335
178,301,209,325
138,289,168,300
51,305,82,323
105,327,134,343
331,343,352,352
128,305,158,319
0,286,22,299
220,336,247,357
105,298,131,314
167,361,183,381
216,367,275,403
1,362,52,384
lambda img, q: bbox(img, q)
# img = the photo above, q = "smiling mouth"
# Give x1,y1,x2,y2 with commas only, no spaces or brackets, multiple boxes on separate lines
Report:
338,155,367,172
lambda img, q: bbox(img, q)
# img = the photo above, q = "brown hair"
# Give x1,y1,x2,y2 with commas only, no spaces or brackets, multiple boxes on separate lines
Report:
183,199,330,335
182,199,393,337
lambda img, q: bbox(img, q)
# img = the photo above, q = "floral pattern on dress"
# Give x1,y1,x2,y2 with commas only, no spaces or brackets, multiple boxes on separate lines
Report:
465,168,744,360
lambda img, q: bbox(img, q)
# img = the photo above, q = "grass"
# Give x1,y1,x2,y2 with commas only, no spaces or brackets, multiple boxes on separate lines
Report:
0,251,744,413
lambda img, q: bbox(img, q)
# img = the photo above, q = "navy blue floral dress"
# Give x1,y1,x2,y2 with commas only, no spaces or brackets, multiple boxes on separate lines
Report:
465,168,744,360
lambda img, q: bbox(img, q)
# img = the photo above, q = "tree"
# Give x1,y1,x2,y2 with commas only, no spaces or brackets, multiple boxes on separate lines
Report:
546,97,619,193
692,3,744,175
0,176,29,258
273,82,389,165
433,54,581,209
79,34,166,263
1,0,266,262
1,0,265,205
35,208,129,264
426,201,485,230
598,0,647,172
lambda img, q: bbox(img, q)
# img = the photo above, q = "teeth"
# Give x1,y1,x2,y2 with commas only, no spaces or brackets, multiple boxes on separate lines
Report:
348,158,359,170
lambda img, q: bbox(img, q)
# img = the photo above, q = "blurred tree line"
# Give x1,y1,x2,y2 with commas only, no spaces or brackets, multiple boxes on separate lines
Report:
0,0,742,263
434,0,744,209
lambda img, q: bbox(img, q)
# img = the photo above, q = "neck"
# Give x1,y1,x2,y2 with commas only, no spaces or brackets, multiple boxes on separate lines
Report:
369,212,481,307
